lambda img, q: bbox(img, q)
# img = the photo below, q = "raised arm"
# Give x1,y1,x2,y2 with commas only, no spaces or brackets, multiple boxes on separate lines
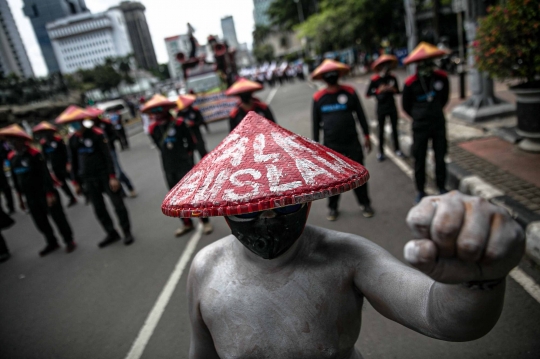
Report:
355,191,524,341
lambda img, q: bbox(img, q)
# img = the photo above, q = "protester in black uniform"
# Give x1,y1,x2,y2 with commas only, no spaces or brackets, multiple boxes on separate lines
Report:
109,111,129,150
142,95,213,237
176,95,209,159
59,110,134,247
401,42,450,203
311,59,374,220
366,54,403,161
226,78,275,132
92,115,137,198
0,140,15,214
33,122,77,207
0,124,76,256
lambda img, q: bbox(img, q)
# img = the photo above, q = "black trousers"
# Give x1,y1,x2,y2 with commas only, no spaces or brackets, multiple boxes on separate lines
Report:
85,177,131,235
377,110,400,154
165,170,209,226
117,127,129,149
326,146,371,210
412,123,447,193
192,128,208,158
53,166,76,201
26,190,73,245
0,171,14,212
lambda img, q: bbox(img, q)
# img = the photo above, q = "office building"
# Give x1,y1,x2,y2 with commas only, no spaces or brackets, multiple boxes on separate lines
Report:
46,9,132,74
253,0,274,26
0,0,34,77
111,1,158,70
23,0,88,74
221,15,238,48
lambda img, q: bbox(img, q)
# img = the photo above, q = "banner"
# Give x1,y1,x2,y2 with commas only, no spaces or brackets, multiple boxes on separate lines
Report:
194,92,238,122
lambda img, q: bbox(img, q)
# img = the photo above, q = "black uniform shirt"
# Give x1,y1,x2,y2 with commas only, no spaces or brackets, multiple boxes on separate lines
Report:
229,100,275,132
8,146,54,196
312,85,370,149
366,73,400,113
40,135,69,171
402,70,449,124
68,127,116,183
179,106,208,131
96,120,119,151
149,117,195,173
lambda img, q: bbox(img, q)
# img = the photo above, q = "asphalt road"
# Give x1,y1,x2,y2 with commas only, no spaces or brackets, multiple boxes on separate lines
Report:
1,80,539,359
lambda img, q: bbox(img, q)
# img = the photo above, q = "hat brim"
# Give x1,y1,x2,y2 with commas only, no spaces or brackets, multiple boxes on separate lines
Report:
403,49,449,65
311,67,349,80
372,57,398,72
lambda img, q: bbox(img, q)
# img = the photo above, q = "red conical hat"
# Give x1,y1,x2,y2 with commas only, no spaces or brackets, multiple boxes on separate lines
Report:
225,78,263,96
0,124,32,141
55,105,95,124
176,94,197,111
372,54,398,71
311,59,350,80
162,112,369,218
32,121,57,133
85,106,104,118
403,42,450,65
141,94,176,114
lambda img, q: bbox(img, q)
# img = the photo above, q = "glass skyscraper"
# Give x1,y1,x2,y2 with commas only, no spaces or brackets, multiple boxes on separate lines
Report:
22,0,88,74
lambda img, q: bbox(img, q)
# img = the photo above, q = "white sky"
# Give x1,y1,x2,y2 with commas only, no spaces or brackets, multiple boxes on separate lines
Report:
7,0,255,77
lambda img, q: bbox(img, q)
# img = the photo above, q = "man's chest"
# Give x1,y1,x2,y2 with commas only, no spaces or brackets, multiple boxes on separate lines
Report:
200,268,363,358
12,155,34,176
319,94,352,115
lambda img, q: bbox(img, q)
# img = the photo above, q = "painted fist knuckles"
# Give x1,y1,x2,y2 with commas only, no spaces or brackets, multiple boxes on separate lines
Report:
405,191,525,284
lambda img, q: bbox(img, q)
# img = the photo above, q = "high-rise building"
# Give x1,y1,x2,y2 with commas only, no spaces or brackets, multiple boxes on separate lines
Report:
110,1,158,70
46,9,132,74
22,0,88,74
0,0,34,77
221,15,238,48
253,0,274,26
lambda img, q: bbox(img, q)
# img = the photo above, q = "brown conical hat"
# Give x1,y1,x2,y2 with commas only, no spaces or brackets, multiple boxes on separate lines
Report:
403,42,450,65
0,124,32,141
55,105,95,124
176,94,197,111
32,121,57,133
161,112,369,218
225,78,263,96
141,94,176,114
311,59,350,80
372,54,398,71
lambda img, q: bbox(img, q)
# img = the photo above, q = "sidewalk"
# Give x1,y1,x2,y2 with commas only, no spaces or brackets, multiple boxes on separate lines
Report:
351,70,540,266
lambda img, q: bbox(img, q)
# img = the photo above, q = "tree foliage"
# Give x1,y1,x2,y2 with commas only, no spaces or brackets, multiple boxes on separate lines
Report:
151,63,171,81
296,0,406,53
475,0,540,84
267,0,318,31
253,24,273,46
253,44,275,64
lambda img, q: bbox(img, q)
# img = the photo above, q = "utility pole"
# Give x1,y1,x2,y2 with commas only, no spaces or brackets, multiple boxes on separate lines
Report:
451,0,515,122
432,0,440,43
403,0,418,74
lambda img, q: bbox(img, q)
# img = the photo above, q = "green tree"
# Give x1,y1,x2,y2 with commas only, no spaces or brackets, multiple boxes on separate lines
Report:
253,24,272,46
151,63,171,81
267,0,318,31
253,44,275,63
92,64,123,94
297,0,406,53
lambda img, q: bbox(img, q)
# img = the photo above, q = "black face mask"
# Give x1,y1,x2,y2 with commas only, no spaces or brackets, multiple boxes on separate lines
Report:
239,93,252,104
225,204,310,260
323,71,339,86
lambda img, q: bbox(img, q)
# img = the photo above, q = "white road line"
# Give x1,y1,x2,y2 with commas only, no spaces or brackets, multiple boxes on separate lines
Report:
125,225,203,359
266,87,278,104
509,268,540,304
372,133,540,303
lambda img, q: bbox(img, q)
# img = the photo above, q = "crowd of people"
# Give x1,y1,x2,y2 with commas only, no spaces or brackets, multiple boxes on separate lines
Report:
239,61,306,87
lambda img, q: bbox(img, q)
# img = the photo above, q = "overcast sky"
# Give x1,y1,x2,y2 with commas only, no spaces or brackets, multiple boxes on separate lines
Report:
7,0,255,77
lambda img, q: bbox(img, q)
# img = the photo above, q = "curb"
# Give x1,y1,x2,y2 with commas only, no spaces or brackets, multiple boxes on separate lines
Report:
370,119,540,266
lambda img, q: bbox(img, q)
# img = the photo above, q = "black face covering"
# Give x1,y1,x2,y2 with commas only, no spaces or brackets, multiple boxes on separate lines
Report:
323,71,339,86
225,204,310,260
239,93,252,104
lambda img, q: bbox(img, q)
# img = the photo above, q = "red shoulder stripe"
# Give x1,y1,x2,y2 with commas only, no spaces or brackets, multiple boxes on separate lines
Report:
433,69,448,78
229,106,239,118
148,122,158,135
40,139,46,145
175,117,185,126
255,101,268,110
313,89,327,102
339,85,356,95
192,106,200,111
404,74,418,87
91,127,104,135
53,135,63,142
371,74,381,81
7,150,15,161
28,146,41,156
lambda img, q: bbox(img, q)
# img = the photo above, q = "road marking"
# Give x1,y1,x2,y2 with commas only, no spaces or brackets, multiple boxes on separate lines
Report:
509,267,540,304
373,133,540,304
125,224,203,359
266,87,278,104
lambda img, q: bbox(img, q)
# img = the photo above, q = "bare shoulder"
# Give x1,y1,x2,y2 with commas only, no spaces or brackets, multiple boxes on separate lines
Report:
189,235,237,283
306,225,394,264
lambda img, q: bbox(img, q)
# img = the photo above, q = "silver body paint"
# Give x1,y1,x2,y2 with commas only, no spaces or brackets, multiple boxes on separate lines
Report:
187,192,524,359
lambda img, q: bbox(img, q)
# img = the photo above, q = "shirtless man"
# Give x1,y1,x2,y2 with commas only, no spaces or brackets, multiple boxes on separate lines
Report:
161,113,524,359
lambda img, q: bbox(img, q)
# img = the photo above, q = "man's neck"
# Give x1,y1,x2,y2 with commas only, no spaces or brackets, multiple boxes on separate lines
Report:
326,84,340,92
240,100,254,111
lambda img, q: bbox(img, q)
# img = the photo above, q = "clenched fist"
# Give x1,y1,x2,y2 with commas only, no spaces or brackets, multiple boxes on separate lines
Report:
405,191,524,284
